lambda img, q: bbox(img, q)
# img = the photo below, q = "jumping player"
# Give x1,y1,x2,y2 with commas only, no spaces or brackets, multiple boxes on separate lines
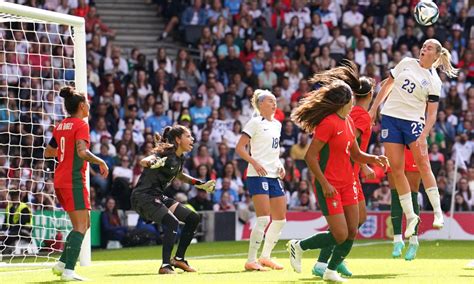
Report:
288,80,388,282
131,125,216,274
236,89,287,271
369,39,458,237
307,64,376,278
45,86,109,281
388,147,421,260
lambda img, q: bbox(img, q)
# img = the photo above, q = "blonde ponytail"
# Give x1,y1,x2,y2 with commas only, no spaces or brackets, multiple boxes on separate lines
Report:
433,46,459,78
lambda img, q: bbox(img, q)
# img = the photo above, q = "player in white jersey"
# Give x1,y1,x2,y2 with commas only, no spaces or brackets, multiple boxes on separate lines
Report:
236,89,287,271
369,39,458,239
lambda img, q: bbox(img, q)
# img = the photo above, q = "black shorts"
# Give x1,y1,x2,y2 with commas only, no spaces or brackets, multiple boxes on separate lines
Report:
131,192,177,224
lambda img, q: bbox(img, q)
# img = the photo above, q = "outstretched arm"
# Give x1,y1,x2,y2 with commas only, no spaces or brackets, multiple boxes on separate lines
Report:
349,141,389,168
177,172,216,192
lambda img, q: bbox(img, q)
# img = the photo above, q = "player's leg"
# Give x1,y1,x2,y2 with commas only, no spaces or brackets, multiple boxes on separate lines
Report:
169,202,200,272
132,194,179,274
385,142,419,237
59,209,90,281
245,177,271,271
324,204,358,282
388,172,405,257
408,140,444,228
259,181,286,270
288,181,346,274
405,171,421,261
313,182,364,278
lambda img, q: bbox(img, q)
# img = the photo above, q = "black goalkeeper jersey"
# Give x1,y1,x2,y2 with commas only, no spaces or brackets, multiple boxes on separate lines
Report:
133,152,185,196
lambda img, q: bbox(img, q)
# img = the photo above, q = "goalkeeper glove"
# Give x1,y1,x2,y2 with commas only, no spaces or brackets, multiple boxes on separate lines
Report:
195,180,216,192
150,157,167,169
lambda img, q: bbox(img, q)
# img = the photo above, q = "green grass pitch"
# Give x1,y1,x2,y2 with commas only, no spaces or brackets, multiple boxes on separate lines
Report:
1,240,473,283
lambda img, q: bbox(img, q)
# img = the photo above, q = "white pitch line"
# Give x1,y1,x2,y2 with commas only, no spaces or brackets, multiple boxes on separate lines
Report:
0,240,390,274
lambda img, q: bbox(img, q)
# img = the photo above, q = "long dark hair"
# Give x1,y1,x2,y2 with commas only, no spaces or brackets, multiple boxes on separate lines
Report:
152,125,189,155
59,86,86,115
309,60,374,98
291,80,352,133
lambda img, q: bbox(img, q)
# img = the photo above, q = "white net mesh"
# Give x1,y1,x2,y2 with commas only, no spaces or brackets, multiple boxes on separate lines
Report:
0,15,77,264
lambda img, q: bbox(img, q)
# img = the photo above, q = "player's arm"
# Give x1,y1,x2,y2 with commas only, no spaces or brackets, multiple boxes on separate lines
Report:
76,140,109,177
235,133,267,176
368,76,394,121
354,129,376,178
177,172,216,192
44,137,58,158
416,99,438,156
349,140,389,168
304,138,336,198
419,100,438,140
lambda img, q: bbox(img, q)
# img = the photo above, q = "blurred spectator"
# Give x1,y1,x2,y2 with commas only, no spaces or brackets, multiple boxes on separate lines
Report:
0,189,32,254
101,197,127,244
372,181,392,211
212,177,239,204
213,191,236,212
189,189,214,211
288,180,316,211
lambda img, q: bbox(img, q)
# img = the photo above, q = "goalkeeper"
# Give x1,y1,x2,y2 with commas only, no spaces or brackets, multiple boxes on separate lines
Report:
131,125,215,275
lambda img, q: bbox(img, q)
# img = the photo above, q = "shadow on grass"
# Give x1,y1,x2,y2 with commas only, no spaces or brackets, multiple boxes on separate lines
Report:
350,273,401,280
28,281,65,284
198,270,248,275
459,275,474,278
109,273,158,277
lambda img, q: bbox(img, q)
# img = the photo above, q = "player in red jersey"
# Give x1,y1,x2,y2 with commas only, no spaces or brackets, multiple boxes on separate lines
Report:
307,63,376,277
387,147,421,260
287,80,388,282
45,86,109,281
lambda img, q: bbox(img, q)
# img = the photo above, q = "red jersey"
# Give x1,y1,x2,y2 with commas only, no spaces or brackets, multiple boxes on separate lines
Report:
313,113,356,188
350,106,372,178
53,117,90,190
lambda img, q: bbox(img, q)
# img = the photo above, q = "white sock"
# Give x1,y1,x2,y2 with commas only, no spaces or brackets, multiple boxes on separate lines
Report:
426,187,442,216
63,269,74,276
260,219,286,259
247,216,270,262
399,193,416,219
409,235,419,245
393,234,403,243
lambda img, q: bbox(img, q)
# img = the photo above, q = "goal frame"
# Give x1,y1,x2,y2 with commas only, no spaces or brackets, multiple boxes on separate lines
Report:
0,2,90,266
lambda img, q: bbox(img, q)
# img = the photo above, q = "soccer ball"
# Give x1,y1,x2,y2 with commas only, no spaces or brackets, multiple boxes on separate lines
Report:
414,0,439,26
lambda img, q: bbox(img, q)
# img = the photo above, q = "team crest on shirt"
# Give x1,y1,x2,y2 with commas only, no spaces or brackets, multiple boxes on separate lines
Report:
332,200,338,208
381,129,389,139
262,182,269,191
420,79,430,88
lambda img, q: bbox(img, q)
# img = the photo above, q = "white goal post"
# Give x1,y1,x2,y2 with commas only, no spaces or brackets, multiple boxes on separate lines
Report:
0,2,90,266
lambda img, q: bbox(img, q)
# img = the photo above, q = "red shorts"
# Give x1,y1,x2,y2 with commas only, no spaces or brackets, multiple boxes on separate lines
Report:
355,177,365,202
387,148,419,173
315,182,359,216
55,187,91,212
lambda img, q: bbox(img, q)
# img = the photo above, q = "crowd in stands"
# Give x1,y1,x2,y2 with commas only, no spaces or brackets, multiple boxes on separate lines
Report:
0,0,473,230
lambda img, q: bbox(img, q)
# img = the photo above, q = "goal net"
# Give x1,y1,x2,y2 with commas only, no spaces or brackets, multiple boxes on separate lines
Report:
0,2,89,266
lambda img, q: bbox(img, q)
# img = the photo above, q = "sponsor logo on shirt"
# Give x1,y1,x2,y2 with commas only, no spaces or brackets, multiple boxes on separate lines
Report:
337,130,344,135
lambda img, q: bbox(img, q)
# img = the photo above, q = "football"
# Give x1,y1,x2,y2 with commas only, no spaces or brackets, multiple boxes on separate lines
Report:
414,0,439,26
